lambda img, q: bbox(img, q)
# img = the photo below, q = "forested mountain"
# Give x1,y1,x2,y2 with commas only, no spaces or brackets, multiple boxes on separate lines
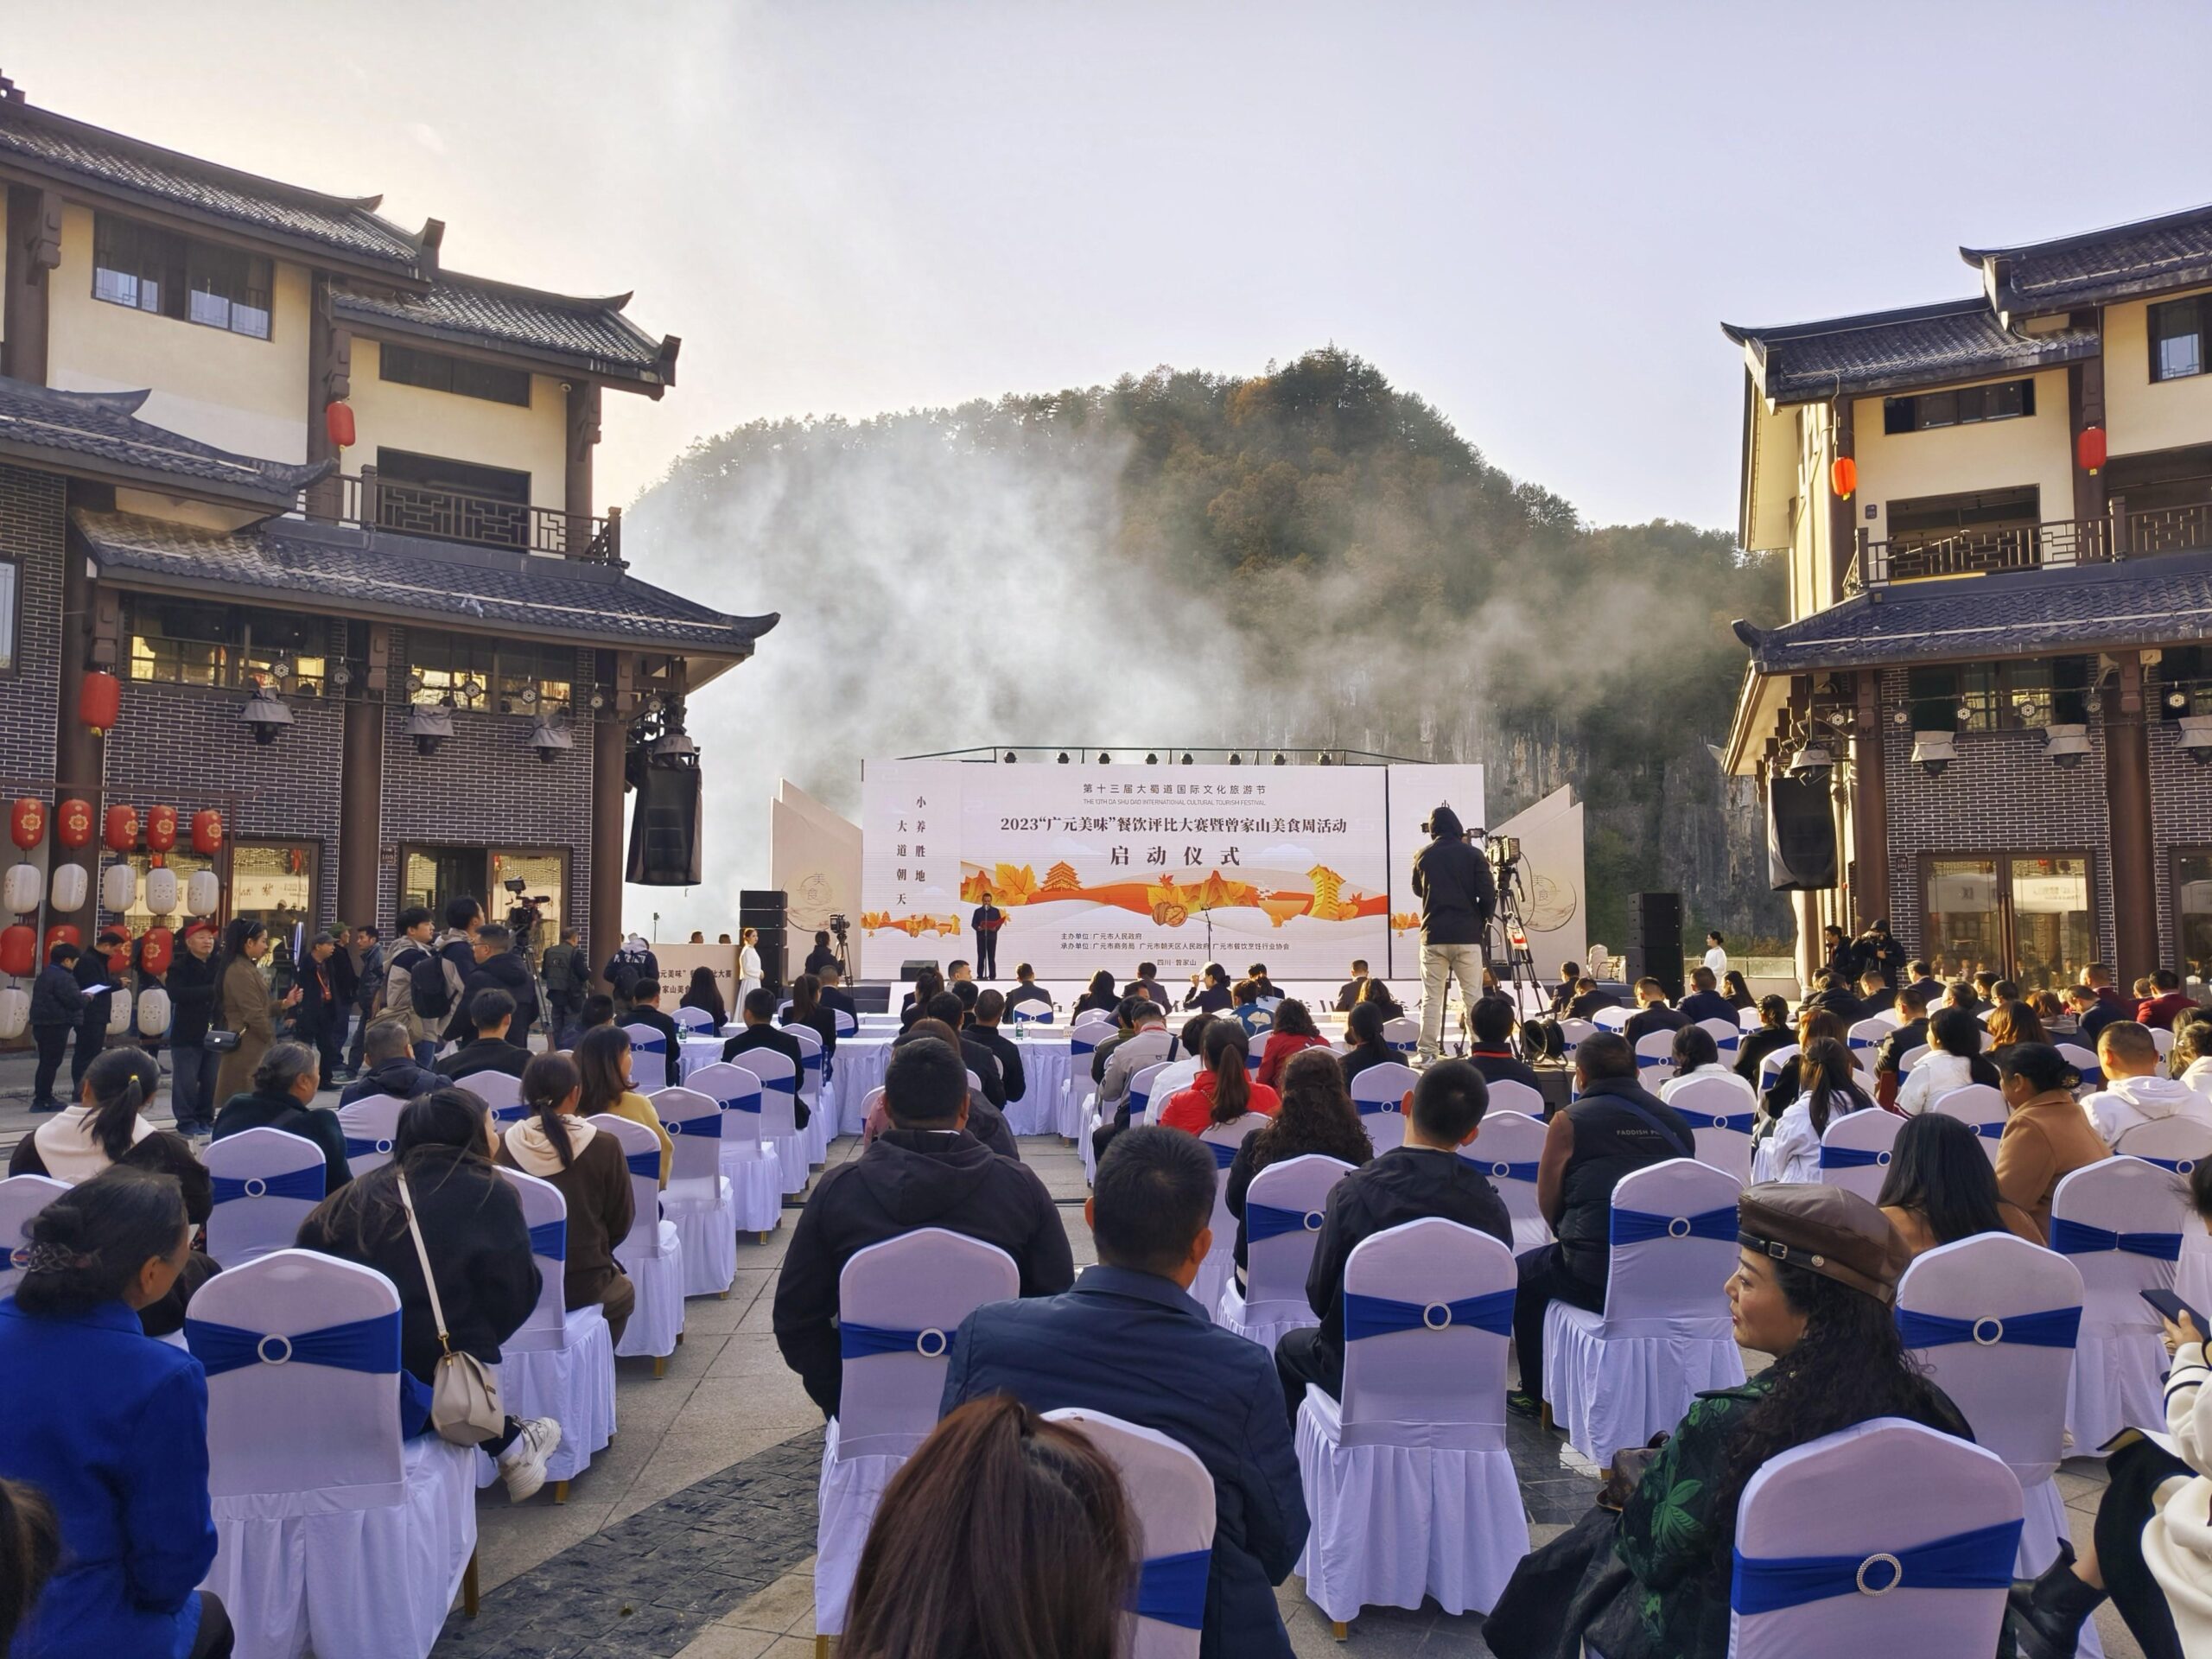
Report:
628,347,1791,948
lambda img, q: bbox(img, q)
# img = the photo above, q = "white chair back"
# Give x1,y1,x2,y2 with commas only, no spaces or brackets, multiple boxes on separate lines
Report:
1931,1084,2007,1158
965,1069,987,1112
1633,1030,1677,1084
461,1068,525,1122
1243,1154,1356,1307
1592,1006,1630,1033
1198,1115,1267,1242
2154,1027,2177,1060
1072,1009,1116,1033
1897,1044,1930,1074
1738,1007,1764,1032
1008,1005,1053,1025
834,1008,859,1036
2056,1041,2103,1090
496,1166,573,1352
2050,1155,2190,1335
1601,1158,1741,1334
1696,1017,1741,1055
1151,1058,1201,1103
1460,1110,1548,1238
734,1044,801,1118
1381,1015,1420,1054
0,1174,68,1297
786,1023,825,1103
1729,1419,2024,1658
1349,1061,1417,1153
1817,1107,1904,1203
652,1085,728,1197
1847,1017,1894,1053
1337,1218,1516,1451
2117,1115,2212,1176
671,1005,715,1033
687,1061,766,1147
203,1127,327,1268
1757,1042,1801,1086
1129,1060,1171,1126
588,1113,666,1258
836,1229,1019,1459
335,1093,407,1178
1666,1074,1757,1183
1046,1408,1217,1659
1555,1018,1599,1052
621,1021,670,1064
1483,1078,1545,1119
188,1249,407,1509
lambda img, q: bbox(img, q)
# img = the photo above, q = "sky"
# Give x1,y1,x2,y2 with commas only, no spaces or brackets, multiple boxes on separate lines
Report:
13,1,2212,532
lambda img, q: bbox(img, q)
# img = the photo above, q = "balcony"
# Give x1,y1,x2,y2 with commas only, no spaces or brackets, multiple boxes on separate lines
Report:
1842,499,2212,595
299,468,620,562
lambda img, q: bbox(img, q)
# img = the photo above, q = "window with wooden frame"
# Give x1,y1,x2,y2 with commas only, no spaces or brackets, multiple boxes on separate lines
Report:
1882,378,2035,434
378,342,531,408
2150,295,2210,383
93,213,271,340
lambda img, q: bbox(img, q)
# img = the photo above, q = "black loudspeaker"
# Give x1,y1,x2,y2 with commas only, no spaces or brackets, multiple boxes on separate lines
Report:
626,762,702,886
899,958,938,982
1768,774,1840,892
739,889,787,995
1627,891,1684,1001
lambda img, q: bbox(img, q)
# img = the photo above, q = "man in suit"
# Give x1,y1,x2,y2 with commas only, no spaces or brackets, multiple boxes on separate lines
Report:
1872,981,1936,1109
943,1128,1308,1659
969,890,1003,979
1620,977,1688,1046
773,1038,1070,1418
816,962,857,1026
444,988,533,1081
1905,959,1944,1011
967,988,1027,1105
1273,1060,1511,1425
1675,966,1736,1027
624,978,684,1090
721,987,809,1127
1003,963,1052,1014
1334,958,1370,1014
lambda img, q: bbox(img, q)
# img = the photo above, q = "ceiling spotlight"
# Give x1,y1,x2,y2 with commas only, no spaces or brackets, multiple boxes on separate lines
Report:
1057,751,1070,764
2043,723,2089,770
1317,752,1334,766
1786,743,1833,782
1003,750,1017,763
2180,715,2212,766
1179,753,1193,766
238,685,292,747
1098,752,1111,765
1910,729,1956,778
1229,753,1243,766
407,701,454,757
1145,753,1159,765
1272,753,1287,766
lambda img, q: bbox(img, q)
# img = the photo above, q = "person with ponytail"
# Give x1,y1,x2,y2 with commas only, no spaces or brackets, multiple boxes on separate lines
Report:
1751,1036,1874,1185
1160,1016,1279,1135
1339,1000,1396,1087
0,1166,235,1657
493,1052,634,1346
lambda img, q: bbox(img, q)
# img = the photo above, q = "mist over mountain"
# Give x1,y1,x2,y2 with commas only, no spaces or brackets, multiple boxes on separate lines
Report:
623,346,1791,950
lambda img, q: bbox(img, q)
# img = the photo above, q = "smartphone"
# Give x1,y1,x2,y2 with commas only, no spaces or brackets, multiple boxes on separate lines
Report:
2141,1288,2208,1331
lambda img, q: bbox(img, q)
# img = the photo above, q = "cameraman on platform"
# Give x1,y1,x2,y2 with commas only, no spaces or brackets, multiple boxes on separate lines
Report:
1412,804,1495,1065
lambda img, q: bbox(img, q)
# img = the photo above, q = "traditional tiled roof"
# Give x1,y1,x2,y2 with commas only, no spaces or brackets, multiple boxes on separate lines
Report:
1721,299,2099,404
0,92,422,273
0,375,328,507
1963,203,2212,315
73,508,775,658
1732,553,2212,673
334,273,674,387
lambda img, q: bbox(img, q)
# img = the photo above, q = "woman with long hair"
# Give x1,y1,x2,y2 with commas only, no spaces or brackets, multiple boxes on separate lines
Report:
899,968,946,1031
1721,969,1756,1011
1876,1111,2040,1252
1733,994,1796,1089
1758,1007,1849,1122
1754,1036,1876,1184
1256,998,1329,1090
1160,1017,1278,1135
781,971,837,1058
1989,997,2050,1058
1225,1048,1372,1278
1897,1004,2003,1116
296,1088,560,1498
2177,1014,2212,1097
1658,1024,1756,1106
1340,1000,1396,1087
571,1023,671,1185
1994,1041,2107,1237
679,964,727,1031
494,1052,634,1346
840,1395,1133,1659
1355,976,1405,1021
1073,970,1119,1018
211,917,295,1105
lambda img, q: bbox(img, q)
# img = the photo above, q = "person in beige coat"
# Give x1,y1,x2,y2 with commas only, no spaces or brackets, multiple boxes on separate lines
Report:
212,919,296,1104
1992,1042,2111,1240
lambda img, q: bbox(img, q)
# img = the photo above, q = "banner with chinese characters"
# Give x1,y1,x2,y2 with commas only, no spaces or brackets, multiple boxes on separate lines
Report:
859,760,1483,981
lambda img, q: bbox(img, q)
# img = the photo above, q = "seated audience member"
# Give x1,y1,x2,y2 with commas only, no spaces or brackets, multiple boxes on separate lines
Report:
1355,975,1406,1021
1752,1038,1873,1185
966,989,1025,1103
623,978,684,1090
837,1395,1133,1659
340,1017,451,1106
2077,975,2128,1046
1989,997,2049,1059
2034,988,2076,1038
1225,1050,1373,1281
920,991,1007,1108
1559,1185,1961,1656
1721,968,1756,1011
1161,1019,1280,1136
1090,1001,1176,1160
1230,977,1272,1037
815,962,857,1025
1336,959,1372,1014
2179,1016,2212,1102
1994,1043,2108,1237
211,1038,350,1195
946,959,974,988
1129,961,1172,1008
1002,962,1052,1014
1875,1111,2041,1254
1073,970,1119,1018
1509,1033,1695,1417
1566,976,1618,1022
1799,970,1865,1025
942,1128,1307,1658
574,1023,672,1185
1089,996,1152,1085
0,1479,60,1653
1895,1005,2000,1116
1903,958,1942,1007
1548,962,1582,1016
876,1017,1019,1159
1338,1001,1397,1087
296,1088,559,1499
2139,968,2201,1032
898,968,944,1029
1274,1059,1509,1424
951,977,980,1014
779,973,839,1062
1256,999,1330,1090
1464,995,1542,1092
1184,961,1234,1013
721,988,810,1127
494,1053,635,1347
577,991,616,1035
1855,968,1898,1022
773,1038,1071,1418
0,1168,235,1659
1732,995,1795,1088
1657,1024,1755,1107
1970,969,2003,1014
2083,1019,2212,1147
1870,981,1936,1109
444,988,533,1081
1758,1008,1847,1123
679,964,728,1032
1675,966,1736,1027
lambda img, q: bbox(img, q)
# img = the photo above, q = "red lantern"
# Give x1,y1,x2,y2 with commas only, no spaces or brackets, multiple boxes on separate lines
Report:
103,804,139,853
41,925,78,957
79,671,121,736
0,925,32,979
145,804,177,859
140,926,174,978
9,798,43,851
190,809,225,855
325,399,356,449
2077,425,2107,475
1830,455,1858,499
56,798,92,848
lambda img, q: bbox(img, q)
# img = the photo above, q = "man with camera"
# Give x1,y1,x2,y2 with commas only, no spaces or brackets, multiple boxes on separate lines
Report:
1411,804,1496,1065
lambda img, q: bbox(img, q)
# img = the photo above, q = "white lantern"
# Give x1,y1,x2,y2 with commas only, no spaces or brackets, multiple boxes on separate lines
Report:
101,862,137,914
137,986,171,1038
186,870,221,917
105,988,133,1036
3,863,40,915
0,987,26,1041
143,867,179,916
49,863,87,913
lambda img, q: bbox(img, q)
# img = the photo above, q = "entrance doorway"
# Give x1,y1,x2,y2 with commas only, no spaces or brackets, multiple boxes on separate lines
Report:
1922,853,2096,991
400,843,569,967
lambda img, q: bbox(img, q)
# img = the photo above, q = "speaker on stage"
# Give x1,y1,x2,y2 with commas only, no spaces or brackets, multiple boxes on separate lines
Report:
626,761,702,886
1768,773,1840,892
739,889,787,996
1627,891,1684,1001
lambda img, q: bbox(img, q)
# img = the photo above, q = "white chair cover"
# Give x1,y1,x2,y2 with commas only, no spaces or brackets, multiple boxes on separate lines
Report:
2154,1028,2177,1060
2053,1155,2193,1453
653,1085,743,1297
2056,1042,2104,1090
816,1230,1020,1637
1484,1078,1545,1121
0,1175,69,1297
1898,1044,1930,1074
1728,1418,2024,1659
588,1113,684,1363
671,1005,715,1033
1295,1219,1527,1619
1932,1084,2008,1165
733,1049,810,1192
1128,1060,1170,1128
1556,1019,1599,1052
1696,1016,1742,1055
1847,1017,1894,1054
203,1127,327,1269
1046,1408,1217,1659
2117,1115,2212,1176
1192,1115,1268,1313
461,1070,525,1122
786,1025,829,1160
1665,1074,1757,1184
834,1007,859,1036
1592,1007,1630,1033
1217,1154,1355,1345
335,1094,408,1179
1633,1030,1677,1085
1382,1015,1421,1054
1758,1043,1801,1087
485,1168,616,1485
191,1250,475,1659
1817,1108,1904,1204
1459,1111,1551,1251
1542,1158,1745,1463
1349,1062,1417,1154
1738,1008,1764,1032
621,1021,670,1064
683,1064,785,1235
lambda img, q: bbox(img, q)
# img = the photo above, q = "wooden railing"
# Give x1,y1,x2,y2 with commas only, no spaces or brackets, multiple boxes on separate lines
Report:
1842,498,2212,594
299,468,620,562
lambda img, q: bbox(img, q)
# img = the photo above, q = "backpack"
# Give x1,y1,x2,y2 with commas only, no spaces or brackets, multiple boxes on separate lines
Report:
400,945,452,1019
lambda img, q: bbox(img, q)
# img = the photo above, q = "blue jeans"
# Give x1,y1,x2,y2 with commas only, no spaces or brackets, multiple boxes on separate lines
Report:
169,1042,220,1135
414,1039,438,1071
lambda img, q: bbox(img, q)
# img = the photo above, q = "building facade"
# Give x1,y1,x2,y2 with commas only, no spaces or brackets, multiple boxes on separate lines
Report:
0,72,772,984
1722,203,2212,995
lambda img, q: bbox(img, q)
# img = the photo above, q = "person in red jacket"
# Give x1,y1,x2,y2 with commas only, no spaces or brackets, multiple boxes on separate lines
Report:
1160,1019,1281,1135
2138,969,2203,1032
1255,999,1330,1090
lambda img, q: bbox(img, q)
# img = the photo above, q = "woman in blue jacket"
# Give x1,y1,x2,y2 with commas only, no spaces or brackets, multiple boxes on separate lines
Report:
0,1166,230,1657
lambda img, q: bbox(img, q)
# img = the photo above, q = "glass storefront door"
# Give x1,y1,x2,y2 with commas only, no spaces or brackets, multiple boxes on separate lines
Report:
1922,852,2096,991
1924,859,2000,980
2009,856,2094,991
2177,849,2212,1001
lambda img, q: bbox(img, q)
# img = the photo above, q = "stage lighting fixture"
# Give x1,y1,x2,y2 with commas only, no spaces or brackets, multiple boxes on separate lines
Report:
1272,753,1287,766
1180,753,1193,765
1318,752,1334,766
1099,752,1112,764
1002,750,1017,763
1057,752,1070,764
1146,753,1159,765
1229,753,1242,765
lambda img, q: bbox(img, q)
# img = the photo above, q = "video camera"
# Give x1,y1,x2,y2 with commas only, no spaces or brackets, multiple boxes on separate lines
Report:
828,912,850,942
503,876,552,950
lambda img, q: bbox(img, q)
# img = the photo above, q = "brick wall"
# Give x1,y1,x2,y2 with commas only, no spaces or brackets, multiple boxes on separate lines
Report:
2149,661,2212,961
0,464,64,792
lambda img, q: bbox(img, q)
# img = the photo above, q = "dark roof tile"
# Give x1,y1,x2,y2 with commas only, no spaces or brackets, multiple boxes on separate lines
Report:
0,374,327,505
334,274,669,382
1963,204,2212,314
1722,299,2098,404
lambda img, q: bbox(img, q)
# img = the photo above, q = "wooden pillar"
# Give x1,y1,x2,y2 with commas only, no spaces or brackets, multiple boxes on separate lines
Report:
2107,652,2158,982
1851,671,1891,932
565,383,601,556
3,185,59,385
305,275,351,521
337,701,383,930
2069,330,2107,531
53,509,100,899
590,707,626,989
1827,398,1855,606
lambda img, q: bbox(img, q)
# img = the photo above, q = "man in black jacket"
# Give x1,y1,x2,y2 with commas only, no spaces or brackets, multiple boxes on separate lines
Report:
1334,959,1370,1014
29,942,83,1114
340,1017,452,1106
1871,982,1935,1110
722,987,807,1126
968,988,1027,1104
1621,978,1690,1046
1411,804,1495,1064
445,989,534,1081
816,963,857,1025
1003,964,1052,1014
448,924,540,1046
294,929,347,1089
164,923,221,1135
1675,967,1737,1028
70,929,126,1093
772,1038,1071,1417
624,979,685,1090
1274,1060,1510,1425
1464,995,1543,1093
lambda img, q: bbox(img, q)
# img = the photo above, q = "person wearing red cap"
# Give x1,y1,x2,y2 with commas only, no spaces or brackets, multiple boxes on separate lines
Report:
164,922,220,1139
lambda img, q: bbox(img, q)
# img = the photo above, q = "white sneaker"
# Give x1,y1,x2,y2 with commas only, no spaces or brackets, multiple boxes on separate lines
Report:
496,1416,563,1502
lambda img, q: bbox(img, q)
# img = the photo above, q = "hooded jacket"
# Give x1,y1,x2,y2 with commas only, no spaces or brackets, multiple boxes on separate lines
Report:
772,1126,1074,1417
1409,804,1495,947
495,1116,634,1309
452,949,542,1041
29,961,83,1029
2185,1057,2212,1103
339,1056,451,1107
2084,1073,2212,1148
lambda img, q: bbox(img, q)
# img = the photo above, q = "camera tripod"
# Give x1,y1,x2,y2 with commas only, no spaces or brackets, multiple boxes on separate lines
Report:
1486,855,1548,1060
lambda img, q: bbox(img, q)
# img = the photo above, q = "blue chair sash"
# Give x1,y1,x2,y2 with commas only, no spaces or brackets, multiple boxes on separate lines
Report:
761,1073,798,1096
1818,1144,1892,1171
1611,1204,1738,1247
840,1320,957,1360
1128,1089,1152,1116
1207,1140,1239,1169
1131,1548,1209,1629
1479,1158,1540,1183
632,1033,667,1054
529,1218,568,1262
1354,1099,1401,1117
713,1089,760,1115
624,1149,661,1180
1895,1306,2082,1351
2049,1217,2183,1262
1344,1287,1514,1340
1732,1517,2023,1615
2140,1155,2204,1176
1636,1054,1671,1069
342,1134,395,1160
1677,1108,1756,1135
490,1103,529,1122
802,1053,823,1073
665,1112,724,1139
1248,1201,1326,1243
210,1166,325,1205
188,1308,401,1378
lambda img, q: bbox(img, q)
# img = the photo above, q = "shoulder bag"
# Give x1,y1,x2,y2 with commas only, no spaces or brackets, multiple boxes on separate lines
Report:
396,1170,506,1446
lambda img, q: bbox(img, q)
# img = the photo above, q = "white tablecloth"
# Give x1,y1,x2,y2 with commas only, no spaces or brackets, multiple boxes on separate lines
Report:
825,1033,1071,1137
677,1034,724,1084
